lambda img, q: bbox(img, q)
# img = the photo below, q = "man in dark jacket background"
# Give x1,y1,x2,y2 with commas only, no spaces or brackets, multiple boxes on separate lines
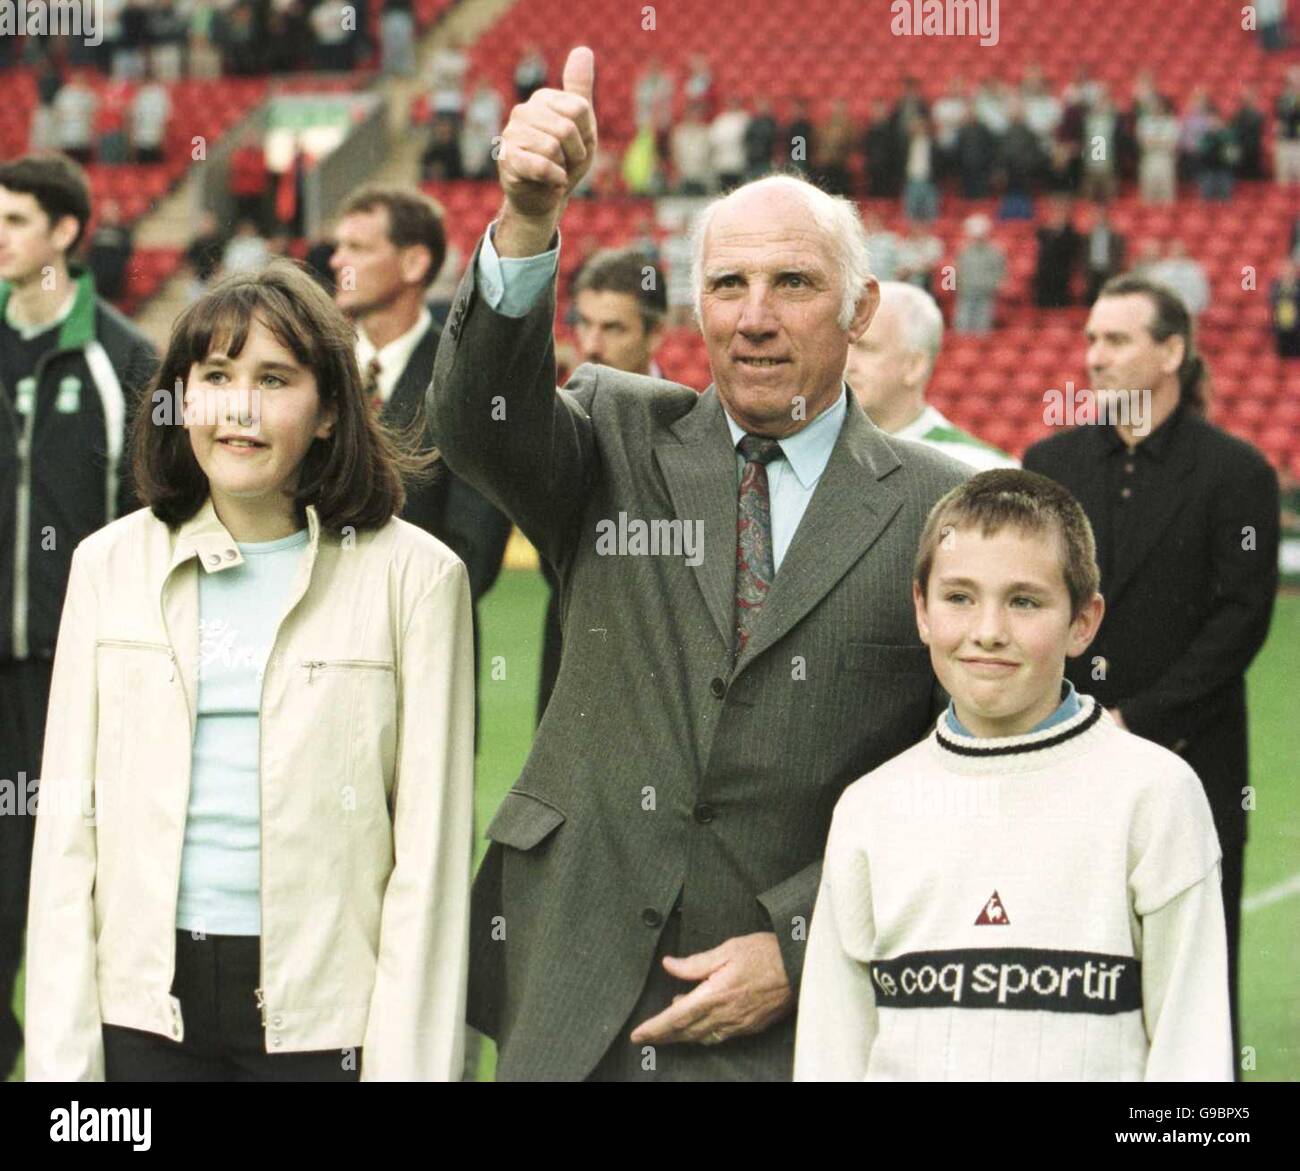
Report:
0,154,157,1079
1024,275,1280,1066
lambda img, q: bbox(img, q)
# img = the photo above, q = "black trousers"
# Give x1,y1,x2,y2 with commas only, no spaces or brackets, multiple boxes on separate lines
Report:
0,657,53,1079
103,932,360,1082
1221,833,1245,1073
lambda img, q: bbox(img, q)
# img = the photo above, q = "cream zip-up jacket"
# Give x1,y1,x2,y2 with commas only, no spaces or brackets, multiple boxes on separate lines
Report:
25,498,475,1081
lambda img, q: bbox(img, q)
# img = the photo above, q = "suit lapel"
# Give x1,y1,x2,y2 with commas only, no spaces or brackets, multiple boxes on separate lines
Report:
653,387,740,648
1065,426,1113,582
380,321,441,430
736,397,904,676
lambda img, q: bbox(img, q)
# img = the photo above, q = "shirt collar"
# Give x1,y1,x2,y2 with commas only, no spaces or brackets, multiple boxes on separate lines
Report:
723,386,848,490
3,285,78,341
894,402,944,442
1102,399,1185,460
355,307,433,402
946,678,1080,737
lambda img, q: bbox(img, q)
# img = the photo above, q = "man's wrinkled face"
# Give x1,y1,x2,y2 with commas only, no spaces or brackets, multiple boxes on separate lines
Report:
0,187,75,286
330,207,429,318
699,188,877,437
844,296,923,421
575,289,659,374
1085,294,1180,396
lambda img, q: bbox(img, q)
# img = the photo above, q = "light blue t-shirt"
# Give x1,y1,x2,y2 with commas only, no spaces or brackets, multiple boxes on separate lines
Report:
175,528,309,937
476,227,847,571
945,678,1082,738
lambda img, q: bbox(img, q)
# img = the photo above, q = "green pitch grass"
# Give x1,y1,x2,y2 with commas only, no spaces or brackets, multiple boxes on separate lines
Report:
9,575,1298,1083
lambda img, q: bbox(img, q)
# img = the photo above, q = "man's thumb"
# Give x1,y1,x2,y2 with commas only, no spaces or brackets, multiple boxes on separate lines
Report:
662,948,720,982
562,46,595,103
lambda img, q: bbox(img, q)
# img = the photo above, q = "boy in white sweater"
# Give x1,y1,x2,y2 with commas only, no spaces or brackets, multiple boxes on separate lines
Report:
794,469,1232,1081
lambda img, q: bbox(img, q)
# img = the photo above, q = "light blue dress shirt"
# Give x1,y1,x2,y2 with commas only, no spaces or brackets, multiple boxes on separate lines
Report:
477,224,561,317
723,392,845,571
946,678,1082,738
475,226,848,571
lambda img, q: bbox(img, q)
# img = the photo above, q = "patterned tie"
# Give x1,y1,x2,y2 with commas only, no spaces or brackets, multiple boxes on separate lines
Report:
363,355,383,414
734,434,783,659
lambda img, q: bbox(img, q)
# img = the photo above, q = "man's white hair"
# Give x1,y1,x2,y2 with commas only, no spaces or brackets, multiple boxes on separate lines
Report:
876,280,944,372
690,175,873,330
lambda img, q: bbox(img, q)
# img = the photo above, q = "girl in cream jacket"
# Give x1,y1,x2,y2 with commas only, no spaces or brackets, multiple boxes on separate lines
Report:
26,260,474,1081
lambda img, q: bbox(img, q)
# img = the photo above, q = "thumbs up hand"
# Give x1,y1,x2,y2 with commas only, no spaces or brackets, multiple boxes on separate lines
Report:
495,46,597,255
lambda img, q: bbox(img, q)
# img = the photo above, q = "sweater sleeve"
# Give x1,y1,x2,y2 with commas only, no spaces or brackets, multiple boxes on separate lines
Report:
1128,752,1233,1082
793,800,878,1081
1140,865,1234,1082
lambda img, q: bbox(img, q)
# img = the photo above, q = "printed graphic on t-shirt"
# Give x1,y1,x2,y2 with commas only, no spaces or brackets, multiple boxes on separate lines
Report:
868,948,1142,1014
198,617,274,681
975,890,1010,925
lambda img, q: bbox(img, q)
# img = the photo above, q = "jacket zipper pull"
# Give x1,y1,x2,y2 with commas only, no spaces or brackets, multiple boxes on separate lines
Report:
255,987,268,1027
305,660,323,684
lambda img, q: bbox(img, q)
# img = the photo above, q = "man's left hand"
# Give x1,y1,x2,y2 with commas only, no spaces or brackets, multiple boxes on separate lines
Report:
628,932,794,1046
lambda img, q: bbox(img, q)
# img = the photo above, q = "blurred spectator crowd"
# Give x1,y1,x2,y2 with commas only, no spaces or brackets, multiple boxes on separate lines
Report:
1,1,418,81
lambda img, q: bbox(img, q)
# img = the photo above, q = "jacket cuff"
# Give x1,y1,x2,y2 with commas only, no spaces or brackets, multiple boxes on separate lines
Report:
757,859,822,992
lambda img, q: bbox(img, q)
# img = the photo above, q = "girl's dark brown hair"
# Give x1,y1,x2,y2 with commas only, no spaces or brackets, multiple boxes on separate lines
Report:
130,259,437,533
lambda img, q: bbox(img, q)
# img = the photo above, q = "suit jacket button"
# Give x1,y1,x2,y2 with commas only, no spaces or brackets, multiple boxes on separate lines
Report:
693,803,715,824
709,677,726,699
641,907,663,928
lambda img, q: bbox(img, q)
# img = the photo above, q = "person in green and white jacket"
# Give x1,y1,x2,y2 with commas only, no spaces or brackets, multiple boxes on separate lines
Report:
845,279,1018,472
0,154,156,1080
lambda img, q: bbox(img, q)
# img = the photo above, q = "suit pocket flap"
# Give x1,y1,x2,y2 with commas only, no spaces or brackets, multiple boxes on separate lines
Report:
485,790,566,850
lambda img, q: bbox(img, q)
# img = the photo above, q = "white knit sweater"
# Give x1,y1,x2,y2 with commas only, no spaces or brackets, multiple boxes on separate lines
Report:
794,697,1233,1081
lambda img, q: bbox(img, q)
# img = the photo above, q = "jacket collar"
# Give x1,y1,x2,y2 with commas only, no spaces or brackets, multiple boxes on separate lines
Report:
169,497,322,575
0,266,98,351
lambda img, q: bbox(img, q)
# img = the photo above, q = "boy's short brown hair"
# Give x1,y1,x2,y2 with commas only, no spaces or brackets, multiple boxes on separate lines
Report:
130,259,435,533
913,469,1100,618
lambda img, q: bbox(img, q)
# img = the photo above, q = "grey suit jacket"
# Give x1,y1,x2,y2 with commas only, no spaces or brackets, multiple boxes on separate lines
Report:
428,245,969,1081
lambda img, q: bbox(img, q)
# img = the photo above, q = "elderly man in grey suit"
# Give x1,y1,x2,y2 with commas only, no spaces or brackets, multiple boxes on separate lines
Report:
428,46,968,1081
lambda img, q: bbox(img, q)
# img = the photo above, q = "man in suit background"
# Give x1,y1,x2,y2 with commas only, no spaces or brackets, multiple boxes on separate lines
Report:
845,280,1019,472
429,47,968,1081
538,247,668,723
1024,274,1280,1062
330,186,511,681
